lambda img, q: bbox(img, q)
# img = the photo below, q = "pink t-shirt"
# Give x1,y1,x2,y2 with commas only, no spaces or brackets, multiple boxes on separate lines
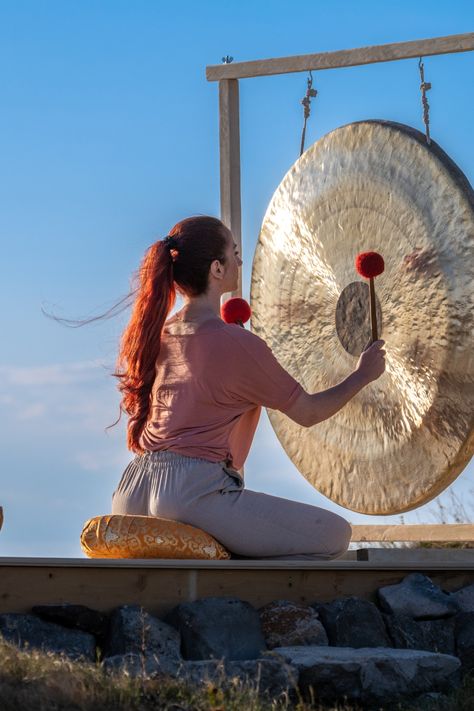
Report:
139,316,304,469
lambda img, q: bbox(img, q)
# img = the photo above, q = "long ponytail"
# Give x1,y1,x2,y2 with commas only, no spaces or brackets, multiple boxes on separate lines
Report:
113,240,175,452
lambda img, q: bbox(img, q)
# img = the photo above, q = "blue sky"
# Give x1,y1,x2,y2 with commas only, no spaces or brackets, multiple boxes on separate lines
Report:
0,0,473,556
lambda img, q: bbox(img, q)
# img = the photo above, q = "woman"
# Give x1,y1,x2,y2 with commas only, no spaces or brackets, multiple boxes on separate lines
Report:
111,215,386,560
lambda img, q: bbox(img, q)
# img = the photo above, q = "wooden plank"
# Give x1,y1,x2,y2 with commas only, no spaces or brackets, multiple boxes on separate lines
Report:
0,560,473,615
3,555,474,569
358,548,474,563
0,557,362,569
207,32,474,81
351,524,474,542
219,79,242,302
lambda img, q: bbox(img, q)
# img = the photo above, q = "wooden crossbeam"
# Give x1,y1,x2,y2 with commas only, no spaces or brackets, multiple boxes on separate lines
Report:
207,32,474,81
351,524,474,542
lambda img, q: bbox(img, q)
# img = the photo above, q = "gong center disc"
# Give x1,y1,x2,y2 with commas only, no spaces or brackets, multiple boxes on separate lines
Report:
335,281,383,356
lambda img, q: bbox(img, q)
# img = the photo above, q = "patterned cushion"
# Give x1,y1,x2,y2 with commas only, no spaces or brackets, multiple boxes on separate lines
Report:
80,514,231,560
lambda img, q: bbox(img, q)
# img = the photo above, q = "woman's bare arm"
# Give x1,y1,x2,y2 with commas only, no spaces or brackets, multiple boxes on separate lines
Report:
284,340,386,428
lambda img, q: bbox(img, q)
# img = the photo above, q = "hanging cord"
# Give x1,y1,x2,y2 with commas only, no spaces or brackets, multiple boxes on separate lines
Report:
418,57,432,145
300,70,318,157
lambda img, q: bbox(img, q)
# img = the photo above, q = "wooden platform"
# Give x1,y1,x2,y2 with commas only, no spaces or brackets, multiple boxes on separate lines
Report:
2,519,474,615
2,553,474,616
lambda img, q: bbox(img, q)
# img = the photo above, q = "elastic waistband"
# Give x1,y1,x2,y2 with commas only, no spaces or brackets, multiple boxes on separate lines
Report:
139,449,229,467
139,449,243,482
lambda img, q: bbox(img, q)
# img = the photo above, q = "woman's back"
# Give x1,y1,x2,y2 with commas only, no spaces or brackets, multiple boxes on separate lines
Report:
139,314,303,469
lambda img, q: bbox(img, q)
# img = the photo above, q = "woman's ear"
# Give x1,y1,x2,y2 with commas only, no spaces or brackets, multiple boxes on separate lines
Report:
209,258,225,281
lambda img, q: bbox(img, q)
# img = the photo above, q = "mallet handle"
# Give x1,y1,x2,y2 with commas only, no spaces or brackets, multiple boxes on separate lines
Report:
369,277,378,342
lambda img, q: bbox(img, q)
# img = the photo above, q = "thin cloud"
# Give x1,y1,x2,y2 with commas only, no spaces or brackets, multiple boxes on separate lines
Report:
0,359,110,387
0,359,120,432
16,402,47,420
72,449,130,473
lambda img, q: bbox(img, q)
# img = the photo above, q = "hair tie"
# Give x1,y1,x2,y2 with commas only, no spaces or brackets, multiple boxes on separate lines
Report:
163,235,177,250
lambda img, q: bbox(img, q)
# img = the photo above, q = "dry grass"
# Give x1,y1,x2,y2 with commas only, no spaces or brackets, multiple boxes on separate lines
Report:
2,636,474,711
0,637,354,711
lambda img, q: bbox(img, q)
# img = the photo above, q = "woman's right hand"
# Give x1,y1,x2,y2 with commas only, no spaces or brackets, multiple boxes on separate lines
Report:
355,340,386,385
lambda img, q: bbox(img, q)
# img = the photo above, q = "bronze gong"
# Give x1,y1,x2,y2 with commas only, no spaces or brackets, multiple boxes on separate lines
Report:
250,120,474,515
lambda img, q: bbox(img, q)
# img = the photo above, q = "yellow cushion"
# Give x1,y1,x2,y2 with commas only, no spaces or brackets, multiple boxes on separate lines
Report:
80,514,231,560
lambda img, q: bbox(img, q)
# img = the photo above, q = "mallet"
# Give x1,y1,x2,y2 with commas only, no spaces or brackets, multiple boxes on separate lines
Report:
221,297,251,328
355,251,385,343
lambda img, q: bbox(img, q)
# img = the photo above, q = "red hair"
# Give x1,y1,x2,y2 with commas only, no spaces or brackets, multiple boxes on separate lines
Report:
113,216,228,452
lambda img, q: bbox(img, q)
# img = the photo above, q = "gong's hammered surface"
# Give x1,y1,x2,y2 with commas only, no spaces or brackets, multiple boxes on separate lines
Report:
250,120,474,515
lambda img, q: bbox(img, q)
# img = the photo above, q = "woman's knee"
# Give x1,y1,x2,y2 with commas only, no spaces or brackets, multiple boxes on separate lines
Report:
323,512,352,558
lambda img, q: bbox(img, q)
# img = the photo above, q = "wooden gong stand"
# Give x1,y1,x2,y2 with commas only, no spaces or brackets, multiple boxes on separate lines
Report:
206,32,474,545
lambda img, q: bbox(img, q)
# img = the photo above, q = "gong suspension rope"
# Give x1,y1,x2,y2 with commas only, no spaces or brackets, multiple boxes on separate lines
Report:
418,57,432,145
300,70,318,156
298,60,433,153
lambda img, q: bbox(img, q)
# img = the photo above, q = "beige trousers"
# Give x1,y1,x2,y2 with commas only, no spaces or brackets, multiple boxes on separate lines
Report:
111,450,351,560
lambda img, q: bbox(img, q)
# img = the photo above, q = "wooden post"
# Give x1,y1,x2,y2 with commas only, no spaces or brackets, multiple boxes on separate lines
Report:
219,78,244,476
219,79,242,303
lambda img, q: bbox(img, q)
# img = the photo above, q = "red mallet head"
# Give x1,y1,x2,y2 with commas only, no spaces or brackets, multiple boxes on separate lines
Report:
355,251,385,279
355,251,384,343
221,297,251,327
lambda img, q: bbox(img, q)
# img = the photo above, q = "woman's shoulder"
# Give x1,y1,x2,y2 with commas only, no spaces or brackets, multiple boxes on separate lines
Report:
220,321,270,352
163,315,226,336
162,315,267,351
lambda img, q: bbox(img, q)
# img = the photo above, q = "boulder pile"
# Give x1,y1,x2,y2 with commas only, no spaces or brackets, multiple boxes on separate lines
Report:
1,572,474,706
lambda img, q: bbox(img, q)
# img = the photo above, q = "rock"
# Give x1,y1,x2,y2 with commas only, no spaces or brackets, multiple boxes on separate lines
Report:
378,573,459,619
103,605,181,675
31,604,109,641
103,657,228,684
384,613,455,655
0,613,96,661
102,652,177,677
450,583,474,612
175,658,225,686
313,596,390,648
455,611,474,673
103,652,298,699
409,691,450,710
181,657,299,698
164,597,266,661
272,646,461,705
102,652,154,676
258,600,328,649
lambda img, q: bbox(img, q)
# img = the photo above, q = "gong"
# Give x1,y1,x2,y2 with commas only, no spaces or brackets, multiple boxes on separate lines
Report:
250,120,474,515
